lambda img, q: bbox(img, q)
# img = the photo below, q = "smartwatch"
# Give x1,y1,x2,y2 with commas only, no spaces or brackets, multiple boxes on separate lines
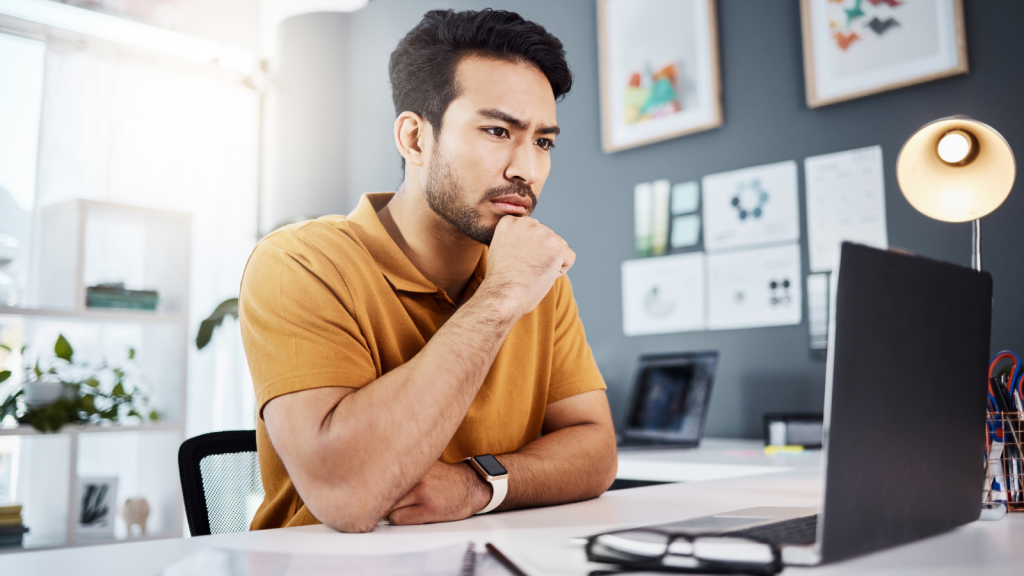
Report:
463,454,508,514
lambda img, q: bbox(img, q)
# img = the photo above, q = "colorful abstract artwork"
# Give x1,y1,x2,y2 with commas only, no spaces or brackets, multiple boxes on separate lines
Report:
827,0,906,53
599,0,722,153
623,62,683,125
801,0,967,107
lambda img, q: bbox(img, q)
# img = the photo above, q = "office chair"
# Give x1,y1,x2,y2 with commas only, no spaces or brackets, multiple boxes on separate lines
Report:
178,430,265,536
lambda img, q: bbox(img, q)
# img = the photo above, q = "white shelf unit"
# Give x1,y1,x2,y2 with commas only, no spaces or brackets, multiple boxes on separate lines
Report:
0,199,190,551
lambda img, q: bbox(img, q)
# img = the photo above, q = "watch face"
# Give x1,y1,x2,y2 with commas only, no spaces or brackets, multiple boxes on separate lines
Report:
474,454,507,477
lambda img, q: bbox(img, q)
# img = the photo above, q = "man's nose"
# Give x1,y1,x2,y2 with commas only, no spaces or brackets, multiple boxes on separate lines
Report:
504,140,540,186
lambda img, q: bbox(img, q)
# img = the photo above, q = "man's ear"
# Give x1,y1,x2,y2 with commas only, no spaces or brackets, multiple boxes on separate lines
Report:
394,111,433,168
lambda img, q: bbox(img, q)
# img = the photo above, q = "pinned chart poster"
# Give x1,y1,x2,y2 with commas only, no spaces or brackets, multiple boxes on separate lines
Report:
804,146,888,272
702,161,800,252
622,252,705,336
707,243,802,330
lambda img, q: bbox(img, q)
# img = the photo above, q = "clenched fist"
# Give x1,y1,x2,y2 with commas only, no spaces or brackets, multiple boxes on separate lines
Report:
481,215,575,320
387,460,491,525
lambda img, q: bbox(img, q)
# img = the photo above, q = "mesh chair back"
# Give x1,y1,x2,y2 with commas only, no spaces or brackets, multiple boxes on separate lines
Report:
178,430,264,536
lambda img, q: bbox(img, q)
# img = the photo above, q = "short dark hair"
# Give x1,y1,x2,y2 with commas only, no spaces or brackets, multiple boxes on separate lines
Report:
389,9,572,135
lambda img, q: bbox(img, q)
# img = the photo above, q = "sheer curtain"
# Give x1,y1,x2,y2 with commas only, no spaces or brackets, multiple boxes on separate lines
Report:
34,44,261,435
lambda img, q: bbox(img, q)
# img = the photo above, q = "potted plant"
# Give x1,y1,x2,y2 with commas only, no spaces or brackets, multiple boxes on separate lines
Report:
0,334,159,433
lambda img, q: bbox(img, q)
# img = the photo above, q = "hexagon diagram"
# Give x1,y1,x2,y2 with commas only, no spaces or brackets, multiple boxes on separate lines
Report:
730,178,769,220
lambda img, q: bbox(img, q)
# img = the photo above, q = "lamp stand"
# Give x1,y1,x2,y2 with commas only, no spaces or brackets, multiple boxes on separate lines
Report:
972,219,982,272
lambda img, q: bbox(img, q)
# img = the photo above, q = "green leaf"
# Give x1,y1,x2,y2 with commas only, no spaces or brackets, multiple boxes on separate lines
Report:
84,378,100,388
112,383,126,397
148,409,160,422
128,348,135,360
33,360,42,379
0,370,10,384
0,344,10,352
54,334,73,362
80,394,96,414
196,298,239,350
0,389,21,420
26,399,73,433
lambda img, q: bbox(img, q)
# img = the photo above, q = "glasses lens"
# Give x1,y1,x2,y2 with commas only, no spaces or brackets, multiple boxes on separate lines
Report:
589,530,668,562
692,536,775,564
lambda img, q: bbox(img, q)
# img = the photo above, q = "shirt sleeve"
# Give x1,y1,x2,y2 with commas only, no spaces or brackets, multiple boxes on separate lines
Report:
546,275,607,404
239,230,378,417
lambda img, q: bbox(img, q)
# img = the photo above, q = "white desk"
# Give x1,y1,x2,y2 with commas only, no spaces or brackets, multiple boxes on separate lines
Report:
8,439,1024,576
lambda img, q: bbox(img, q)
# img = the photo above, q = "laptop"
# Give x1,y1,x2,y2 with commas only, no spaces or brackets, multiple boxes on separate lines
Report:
616,351,718,450
600,243,993,567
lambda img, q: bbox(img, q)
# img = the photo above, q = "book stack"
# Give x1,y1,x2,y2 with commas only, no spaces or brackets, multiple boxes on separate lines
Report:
0,503,28,548
86,283,159,311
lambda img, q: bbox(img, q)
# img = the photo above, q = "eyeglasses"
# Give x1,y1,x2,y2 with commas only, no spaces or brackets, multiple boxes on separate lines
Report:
585,528,782,575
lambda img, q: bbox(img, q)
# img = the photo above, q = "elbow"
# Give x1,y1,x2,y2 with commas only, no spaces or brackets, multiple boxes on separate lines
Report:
597,448,618,495
323,513,381,534
586,439,618,498
304,484,386,534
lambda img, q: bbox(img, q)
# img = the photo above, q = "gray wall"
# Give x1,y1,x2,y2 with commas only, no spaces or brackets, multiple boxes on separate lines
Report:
273,0,1024,438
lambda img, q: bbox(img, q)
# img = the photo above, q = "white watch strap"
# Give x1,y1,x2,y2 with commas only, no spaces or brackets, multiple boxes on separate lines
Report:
476,476,507,515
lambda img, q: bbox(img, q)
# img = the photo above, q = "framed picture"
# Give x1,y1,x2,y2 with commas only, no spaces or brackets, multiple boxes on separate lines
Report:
75,476,118,540
598,0,722,153
800,0,968,108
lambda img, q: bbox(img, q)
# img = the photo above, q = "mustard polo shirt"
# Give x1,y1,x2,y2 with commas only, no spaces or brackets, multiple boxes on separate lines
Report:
238,192,607,529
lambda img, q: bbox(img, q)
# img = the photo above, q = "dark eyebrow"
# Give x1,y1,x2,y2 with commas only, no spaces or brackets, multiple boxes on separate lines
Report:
477,108,560,137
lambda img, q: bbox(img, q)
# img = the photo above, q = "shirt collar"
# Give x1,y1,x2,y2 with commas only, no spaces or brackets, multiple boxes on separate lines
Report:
346,192,488,298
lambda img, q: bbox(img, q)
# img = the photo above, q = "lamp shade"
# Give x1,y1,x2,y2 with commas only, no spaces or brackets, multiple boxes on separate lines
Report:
896,117,1016,223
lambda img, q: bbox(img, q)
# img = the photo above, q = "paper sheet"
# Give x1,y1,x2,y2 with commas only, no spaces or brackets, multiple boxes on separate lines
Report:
622,252,706,336
670,214,701,248
162,543,517,576
702,160,800,252
806,273,830,351
707,244,802,330
651,179,671,254
633,182,652,255
804,146,888,272
671,181,700,215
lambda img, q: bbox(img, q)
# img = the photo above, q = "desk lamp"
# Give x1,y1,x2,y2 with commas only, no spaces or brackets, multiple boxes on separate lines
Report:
896,116,1016,271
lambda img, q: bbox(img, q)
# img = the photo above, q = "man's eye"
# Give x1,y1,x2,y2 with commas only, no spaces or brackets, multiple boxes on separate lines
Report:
536,138,555,151
485,127,509,138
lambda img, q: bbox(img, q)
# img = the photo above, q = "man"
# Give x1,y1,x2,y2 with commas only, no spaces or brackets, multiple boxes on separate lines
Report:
240,9,617,533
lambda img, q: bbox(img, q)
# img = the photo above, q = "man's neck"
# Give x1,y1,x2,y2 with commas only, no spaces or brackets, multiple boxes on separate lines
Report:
377,187,484,303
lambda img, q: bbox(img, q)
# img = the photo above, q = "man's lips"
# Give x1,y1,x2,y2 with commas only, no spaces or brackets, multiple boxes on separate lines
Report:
488,194,532,216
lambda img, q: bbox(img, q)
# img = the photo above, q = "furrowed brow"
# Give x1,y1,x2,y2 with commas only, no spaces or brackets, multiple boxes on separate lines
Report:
477,108,559,137
477,108,528,130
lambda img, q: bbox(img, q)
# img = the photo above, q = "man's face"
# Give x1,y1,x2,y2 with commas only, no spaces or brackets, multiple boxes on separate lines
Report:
422,55,559,245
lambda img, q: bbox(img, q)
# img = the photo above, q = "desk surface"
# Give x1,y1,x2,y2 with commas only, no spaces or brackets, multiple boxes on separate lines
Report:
8,439,1024,576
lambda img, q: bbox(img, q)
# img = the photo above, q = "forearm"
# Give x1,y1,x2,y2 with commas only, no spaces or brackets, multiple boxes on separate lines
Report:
492,421,618,511
284,288,517,531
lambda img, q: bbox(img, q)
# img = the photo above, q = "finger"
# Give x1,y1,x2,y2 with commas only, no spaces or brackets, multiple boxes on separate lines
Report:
390,488,420,512
388,504,429,526
561,247,576,272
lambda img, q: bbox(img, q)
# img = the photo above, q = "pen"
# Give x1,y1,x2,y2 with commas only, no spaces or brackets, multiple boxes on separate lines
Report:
485,542,529,576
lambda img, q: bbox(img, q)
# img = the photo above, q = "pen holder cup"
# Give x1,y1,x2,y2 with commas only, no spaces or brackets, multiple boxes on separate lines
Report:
985,411,1024,512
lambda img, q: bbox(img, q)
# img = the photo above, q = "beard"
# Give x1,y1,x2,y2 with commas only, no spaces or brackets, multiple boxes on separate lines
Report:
423,144,537,246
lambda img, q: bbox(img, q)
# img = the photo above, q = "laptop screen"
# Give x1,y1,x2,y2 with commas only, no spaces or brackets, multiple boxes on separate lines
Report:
623,351,718,443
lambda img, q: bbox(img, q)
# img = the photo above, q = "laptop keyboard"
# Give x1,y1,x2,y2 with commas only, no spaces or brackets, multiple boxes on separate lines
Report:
724,514,819,545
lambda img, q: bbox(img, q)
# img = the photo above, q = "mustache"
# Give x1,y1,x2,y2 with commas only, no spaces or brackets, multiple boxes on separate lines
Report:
483,183,538,212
